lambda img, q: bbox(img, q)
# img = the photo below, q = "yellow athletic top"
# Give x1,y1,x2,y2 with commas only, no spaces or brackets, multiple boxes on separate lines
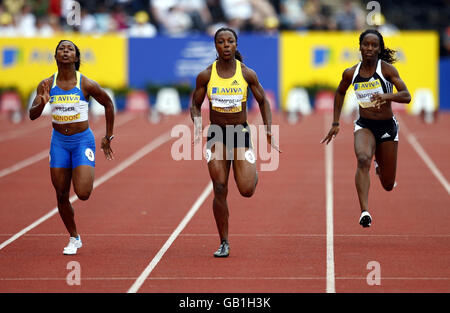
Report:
207,60,248,113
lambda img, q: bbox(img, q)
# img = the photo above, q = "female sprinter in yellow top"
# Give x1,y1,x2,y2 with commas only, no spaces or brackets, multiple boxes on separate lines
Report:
190,27,280,257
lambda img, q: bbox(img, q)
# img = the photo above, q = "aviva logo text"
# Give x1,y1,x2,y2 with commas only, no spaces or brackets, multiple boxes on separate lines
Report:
212,87,243,95
354,80,381,91
51,94,81,104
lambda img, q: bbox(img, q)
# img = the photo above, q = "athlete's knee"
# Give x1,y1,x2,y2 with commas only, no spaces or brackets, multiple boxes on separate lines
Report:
381,179,395,191
75,189,92,201
213,182,228,197
356,154,372,170
239,185,255,198
55,190,70,203
239,172,258,197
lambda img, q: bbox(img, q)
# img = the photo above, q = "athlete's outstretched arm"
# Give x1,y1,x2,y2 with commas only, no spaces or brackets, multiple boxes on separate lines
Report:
243,66,280,153
321,67,354,145
29,78,51,120
190,69,210,144
83,77,115,160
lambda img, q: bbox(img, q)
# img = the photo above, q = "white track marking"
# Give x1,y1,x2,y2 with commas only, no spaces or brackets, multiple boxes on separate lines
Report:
324,115,336,293
127,182,213,293
397,116,450,195
1,233,449,238
0,150,49,178
1,276,448,281
0,119,49,142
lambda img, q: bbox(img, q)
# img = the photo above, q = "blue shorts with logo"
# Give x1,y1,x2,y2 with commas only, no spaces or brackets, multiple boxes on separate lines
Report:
49,128,96,168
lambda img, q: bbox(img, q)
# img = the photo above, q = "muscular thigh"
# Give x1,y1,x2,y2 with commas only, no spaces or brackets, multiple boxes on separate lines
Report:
354,128,376,159
50,167,72,194
375,141,398,178
232,148,257,188
207,143,231,185
72,165,95,194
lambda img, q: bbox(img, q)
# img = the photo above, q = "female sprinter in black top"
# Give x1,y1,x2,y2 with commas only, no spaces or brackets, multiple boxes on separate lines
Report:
30,40,115,254
190,27,280,257
321,29,411,227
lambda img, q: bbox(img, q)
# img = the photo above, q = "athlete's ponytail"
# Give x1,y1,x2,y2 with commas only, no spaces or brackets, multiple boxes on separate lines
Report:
214,27,244,62
55,40,81,70
359,29,397,64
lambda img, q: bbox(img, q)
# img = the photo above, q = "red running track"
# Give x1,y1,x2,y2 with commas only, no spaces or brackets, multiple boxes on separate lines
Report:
0,111,448,293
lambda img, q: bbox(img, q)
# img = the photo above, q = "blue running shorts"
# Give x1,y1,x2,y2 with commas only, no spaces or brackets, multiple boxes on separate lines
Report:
49,128,96,168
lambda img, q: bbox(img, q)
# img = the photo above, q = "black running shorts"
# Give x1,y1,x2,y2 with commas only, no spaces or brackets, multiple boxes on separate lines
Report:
206,122,252,150
354,116,399,144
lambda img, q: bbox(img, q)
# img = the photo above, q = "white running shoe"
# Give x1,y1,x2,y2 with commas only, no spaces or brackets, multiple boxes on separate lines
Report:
63,235,82,255
359,211,372,228
374,160,380,176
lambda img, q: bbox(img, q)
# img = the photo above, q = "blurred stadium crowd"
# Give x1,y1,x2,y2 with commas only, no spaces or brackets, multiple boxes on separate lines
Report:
0,0,449,55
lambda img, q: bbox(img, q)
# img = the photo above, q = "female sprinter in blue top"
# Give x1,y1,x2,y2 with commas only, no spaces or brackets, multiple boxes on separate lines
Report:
190,28,281,257
321,29,411,228
29,40,115,255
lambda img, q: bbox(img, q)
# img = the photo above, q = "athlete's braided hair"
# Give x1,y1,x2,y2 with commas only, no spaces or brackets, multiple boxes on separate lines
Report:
55,40,81,70
214,27,243,62
359,29,397,64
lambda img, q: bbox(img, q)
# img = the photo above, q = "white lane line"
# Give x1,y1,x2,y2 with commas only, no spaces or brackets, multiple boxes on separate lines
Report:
0,130,173,251
0,119,49,142
397,116,450,195
0,114,136,179
0,150,49,178
127,182,213,293
324,114,335,293
3,276,448,281
1,233,449,238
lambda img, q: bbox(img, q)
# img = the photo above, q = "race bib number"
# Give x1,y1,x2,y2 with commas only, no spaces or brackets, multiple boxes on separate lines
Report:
354,79,384,108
